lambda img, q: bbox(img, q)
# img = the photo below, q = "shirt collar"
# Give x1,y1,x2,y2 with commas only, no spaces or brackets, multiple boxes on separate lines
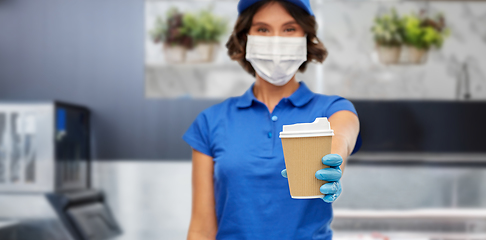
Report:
236,81,314,108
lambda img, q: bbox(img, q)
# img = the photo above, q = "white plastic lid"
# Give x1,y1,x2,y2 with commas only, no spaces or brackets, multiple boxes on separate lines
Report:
279,117,334,138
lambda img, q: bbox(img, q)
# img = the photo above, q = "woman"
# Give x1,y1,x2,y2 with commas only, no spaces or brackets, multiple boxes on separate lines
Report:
183,0,360,239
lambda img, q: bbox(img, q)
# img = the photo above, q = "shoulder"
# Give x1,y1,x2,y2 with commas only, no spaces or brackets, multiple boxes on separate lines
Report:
183,97,239,152
309,93,353,109
311,93,348,104
198,96,240,122
309,93,357,117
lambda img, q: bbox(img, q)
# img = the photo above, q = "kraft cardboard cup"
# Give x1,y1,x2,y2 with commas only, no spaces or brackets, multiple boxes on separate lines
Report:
279,117,334,199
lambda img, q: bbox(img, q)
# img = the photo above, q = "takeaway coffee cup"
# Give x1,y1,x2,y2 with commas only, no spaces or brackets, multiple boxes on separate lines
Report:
279,117,334,199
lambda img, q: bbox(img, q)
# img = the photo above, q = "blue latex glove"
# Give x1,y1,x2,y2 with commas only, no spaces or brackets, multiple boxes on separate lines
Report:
281,154,343,203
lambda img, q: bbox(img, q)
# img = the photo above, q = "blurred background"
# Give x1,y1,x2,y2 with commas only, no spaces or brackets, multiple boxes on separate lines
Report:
0,0,486,240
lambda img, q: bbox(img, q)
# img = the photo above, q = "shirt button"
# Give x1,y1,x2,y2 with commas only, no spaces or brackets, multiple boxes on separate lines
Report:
268,132,272,138
271,115,278,121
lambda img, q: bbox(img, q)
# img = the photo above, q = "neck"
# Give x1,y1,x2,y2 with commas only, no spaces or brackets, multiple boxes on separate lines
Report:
253,75,300,113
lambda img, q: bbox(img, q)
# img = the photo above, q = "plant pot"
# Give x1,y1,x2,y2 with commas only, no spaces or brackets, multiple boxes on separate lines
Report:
376,45,401,65
406,46,428,64
186,42,219,63
163,44,186,64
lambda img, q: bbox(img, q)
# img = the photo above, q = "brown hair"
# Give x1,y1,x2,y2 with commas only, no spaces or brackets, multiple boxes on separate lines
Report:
226,0,328,77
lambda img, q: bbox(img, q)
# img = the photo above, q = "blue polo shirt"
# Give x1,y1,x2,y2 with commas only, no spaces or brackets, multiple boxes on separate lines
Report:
183,82,360,240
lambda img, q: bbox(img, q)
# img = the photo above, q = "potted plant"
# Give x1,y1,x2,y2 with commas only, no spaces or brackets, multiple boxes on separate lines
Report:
150,7,194,63
401,11,450,64
182,9,228,63
371,9,403,64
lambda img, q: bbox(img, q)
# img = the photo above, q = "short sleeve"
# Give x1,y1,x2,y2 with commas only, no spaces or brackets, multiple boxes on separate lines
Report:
326,96,362,155
182,111,213,157
326,96,358,117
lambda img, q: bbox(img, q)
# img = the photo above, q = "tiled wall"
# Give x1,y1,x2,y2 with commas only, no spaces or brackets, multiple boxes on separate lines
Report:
318,1,486,100
145,1,486,100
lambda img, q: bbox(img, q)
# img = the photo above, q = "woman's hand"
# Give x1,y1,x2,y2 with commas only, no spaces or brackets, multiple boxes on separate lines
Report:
281,110,359,203
315,154,343,203
280,153,343,203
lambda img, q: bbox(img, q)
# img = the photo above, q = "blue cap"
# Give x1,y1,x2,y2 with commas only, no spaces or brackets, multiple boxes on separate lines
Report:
237,0,314,16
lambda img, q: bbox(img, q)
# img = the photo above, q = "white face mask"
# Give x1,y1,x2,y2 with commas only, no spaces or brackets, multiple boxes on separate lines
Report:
245,35,307,86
